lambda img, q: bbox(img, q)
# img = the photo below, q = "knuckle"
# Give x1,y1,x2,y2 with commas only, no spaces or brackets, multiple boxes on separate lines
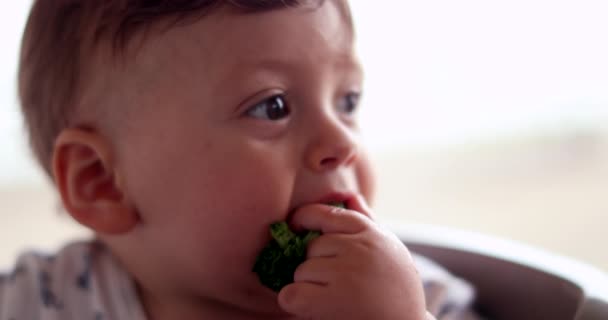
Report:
282,287,315,317
305,237,322,255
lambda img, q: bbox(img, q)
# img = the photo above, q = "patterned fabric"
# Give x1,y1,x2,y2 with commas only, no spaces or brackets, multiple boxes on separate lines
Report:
0,241,482,319
414,254,483,320
0,242,146,320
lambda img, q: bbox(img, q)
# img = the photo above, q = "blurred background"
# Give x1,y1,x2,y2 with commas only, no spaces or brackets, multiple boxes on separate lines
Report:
1,1,607,272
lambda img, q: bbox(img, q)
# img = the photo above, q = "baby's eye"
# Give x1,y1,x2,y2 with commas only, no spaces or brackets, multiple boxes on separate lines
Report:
337,92,361,114
246,95,290,121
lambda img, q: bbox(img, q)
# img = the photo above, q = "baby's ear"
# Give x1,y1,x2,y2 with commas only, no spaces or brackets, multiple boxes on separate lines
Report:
52,128,139,234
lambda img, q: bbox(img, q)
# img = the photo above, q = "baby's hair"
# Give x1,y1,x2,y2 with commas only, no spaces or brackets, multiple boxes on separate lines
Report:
18,0,350,178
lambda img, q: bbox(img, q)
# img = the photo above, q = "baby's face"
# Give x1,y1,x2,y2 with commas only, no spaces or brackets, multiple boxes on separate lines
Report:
108,1,374,315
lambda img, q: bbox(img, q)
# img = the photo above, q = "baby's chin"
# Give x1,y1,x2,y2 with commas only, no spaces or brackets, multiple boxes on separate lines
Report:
230,278,289,317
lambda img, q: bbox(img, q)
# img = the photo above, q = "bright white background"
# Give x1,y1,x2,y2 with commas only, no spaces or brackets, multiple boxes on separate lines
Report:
1,1,607,271
352,0,608,149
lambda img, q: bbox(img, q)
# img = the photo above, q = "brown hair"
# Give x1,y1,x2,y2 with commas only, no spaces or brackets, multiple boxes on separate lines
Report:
18,0,346,177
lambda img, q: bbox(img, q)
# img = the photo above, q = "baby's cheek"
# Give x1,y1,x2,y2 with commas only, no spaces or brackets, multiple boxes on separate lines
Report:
355,152,376,206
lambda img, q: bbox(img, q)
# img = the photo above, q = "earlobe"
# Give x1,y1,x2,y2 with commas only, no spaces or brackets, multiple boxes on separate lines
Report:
53,128,139,234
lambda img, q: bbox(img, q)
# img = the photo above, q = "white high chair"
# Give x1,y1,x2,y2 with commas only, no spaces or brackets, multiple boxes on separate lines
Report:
394,223,608,320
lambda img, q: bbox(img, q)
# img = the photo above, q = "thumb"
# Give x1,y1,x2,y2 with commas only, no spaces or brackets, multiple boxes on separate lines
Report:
345,193,374,220
289,202,369,235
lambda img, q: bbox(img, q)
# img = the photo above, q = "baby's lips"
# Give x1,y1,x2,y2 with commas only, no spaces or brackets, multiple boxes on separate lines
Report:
316,191,355,208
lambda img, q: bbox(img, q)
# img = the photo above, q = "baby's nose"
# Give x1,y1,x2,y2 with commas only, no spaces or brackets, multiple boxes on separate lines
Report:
305,116,359,172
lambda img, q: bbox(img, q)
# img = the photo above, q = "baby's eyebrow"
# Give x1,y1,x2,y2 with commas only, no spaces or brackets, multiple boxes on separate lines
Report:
227,55,364,80
232,57,300,74
214,57,293,85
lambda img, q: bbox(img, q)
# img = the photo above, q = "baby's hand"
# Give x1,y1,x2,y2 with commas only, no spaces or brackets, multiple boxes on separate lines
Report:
278,196,428,320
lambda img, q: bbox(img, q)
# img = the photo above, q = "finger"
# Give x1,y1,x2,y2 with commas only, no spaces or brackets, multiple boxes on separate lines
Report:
278,281,324,317
289,203,368,235
293,256,337,284
306,233,350,258
345,193,374,220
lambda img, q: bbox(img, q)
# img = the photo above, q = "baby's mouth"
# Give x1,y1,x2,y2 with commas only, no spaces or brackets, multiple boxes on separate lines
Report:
316,191,354,209
327,201,346,209
253,202,347,291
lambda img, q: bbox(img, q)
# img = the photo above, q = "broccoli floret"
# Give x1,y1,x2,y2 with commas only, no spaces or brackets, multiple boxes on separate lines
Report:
253,202,347,291
253,222,320,292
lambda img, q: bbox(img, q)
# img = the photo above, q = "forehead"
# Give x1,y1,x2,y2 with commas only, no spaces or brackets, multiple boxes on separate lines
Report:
129,0,357,88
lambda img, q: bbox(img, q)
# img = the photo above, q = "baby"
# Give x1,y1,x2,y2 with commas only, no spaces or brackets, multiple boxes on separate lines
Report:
2,1,478,319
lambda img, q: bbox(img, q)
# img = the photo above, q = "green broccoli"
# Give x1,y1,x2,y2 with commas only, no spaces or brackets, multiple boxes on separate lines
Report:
252,222,320,292
252,202,345,292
